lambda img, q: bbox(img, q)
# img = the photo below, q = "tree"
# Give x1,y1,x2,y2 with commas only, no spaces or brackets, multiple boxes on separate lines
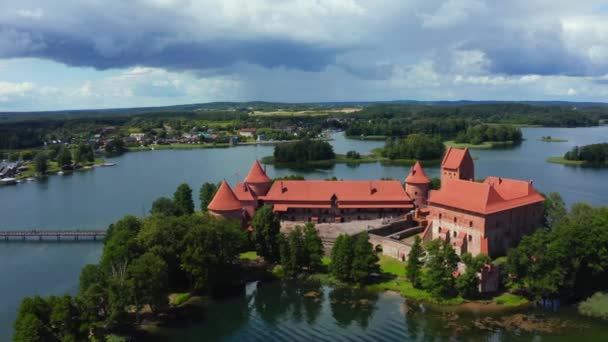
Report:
104,139,126,156
150,197,181,216
422,240,458,298
101,216,142,280
181,217,245,291
330,234,354,281
8,151,19,162
250,205,282,263
49,295,79,340
456,253,491,299
33,152,49,175
406,236,424,288
543,192,566,228
128,252,169,316
281,228,306,276
13,313,46,342
303,223,324,271
350,232,379,283
73,143,95,164
199,182,218,211
174,183,194,215
57,146,72,167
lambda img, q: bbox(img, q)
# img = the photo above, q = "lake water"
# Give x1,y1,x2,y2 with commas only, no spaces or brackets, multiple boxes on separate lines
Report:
0,127,607,339
150,280,608,341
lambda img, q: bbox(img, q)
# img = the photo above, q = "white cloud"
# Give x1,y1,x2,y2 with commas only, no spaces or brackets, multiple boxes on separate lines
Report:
16,9,44,19
0,81,35,101
421,0,487,29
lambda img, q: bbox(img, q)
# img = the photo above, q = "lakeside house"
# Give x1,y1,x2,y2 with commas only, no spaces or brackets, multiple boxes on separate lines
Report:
238,128,257,138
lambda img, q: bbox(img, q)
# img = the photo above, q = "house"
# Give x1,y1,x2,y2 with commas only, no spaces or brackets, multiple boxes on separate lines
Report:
129,133,146,142
238,128,257,138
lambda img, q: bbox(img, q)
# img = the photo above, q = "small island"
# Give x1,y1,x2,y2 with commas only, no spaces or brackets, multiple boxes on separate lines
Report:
262,134,444,167
538,136,568,142
547,143,608,166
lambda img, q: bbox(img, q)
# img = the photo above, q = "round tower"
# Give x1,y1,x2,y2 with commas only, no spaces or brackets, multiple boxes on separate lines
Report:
405,161,431,207
207,181,243,220
244,160,272,196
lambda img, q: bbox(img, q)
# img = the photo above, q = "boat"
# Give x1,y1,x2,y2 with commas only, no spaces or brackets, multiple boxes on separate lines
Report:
0,178,17,185
26,177,36,182
101,163,117,167
58,171,64,175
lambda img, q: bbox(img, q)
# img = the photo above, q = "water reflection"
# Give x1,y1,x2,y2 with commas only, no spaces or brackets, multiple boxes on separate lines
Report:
328,287,378,329
253,280,324,326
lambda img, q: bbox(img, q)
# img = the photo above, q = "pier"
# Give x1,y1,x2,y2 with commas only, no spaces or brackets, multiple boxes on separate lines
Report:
0,229,106,242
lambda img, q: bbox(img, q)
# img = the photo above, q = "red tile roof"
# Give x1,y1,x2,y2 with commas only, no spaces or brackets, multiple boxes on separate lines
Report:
244,160,271,184
239,128,257,133
442,147,471,169
207,181,243,212
233,182,256,201
261,180,413,209
405,161,431,184
428,177,544,214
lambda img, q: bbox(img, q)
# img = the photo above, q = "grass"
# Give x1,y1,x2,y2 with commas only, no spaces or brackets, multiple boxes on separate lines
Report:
239,251,259,261
444,140,517,150
171,292,192,306
493,293,529,307
14,157,105,180
347,135,389,140
579,292,608,320
546,157,585,165
378,255,406,277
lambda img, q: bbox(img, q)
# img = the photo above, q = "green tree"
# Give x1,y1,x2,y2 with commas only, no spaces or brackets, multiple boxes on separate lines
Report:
406,236,424,288
73,143,95,164
33,152,49,175
455,253,491,299
48,295,79,340
330,234,354,281
104,139,126,156
13,313,46,342
422,240,459,298
128,252,169,317
8,151,19,162
303,223,324,271
181,217,245,291
101,216,142,280
57,146,72,167
281,228,306,276
350,232,379,283
199,182,219,211
543,192,567,228
150,197,181,216
250,205,282,263
174,183,194,215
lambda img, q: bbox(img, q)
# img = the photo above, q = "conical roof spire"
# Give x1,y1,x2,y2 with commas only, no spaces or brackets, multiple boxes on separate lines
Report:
405,161,431,184
244,160,271,184
207,181,243,211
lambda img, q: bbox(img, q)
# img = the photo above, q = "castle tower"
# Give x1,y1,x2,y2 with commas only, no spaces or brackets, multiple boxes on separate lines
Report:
440,147,475,185
207,181,243,220
244,160,272,196
405,161,431,207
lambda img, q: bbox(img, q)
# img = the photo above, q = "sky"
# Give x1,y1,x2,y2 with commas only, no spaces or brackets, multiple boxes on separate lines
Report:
1,0,608,111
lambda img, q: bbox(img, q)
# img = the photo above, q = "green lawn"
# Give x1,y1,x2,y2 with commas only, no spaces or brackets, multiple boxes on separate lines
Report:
546,157,585,165
239,251,260,261
378,255,406,277
493,293,529,307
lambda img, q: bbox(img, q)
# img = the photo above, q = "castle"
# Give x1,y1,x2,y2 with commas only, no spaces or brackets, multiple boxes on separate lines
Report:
208,147,545,257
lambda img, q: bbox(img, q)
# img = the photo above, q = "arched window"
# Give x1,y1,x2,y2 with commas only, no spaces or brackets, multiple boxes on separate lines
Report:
453,231,457,237
439,213,442,219
453,217,457,223
469,221,473,228
468,235,472,242
438,226,442,232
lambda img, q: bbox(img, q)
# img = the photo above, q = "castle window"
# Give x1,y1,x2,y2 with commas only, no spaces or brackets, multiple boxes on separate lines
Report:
439,213,442,219
453,231,457,237
454,217,457,223
438,227,442,232
468,235,472,242
415,191,418,195
469,221,473,228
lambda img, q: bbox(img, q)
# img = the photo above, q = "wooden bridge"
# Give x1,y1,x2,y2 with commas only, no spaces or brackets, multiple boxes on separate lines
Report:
0,229,106,242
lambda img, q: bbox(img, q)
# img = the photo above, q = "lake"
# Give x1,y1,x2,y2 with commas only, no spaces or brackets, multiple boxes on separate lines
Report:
0,126,607,339
149,280,608,341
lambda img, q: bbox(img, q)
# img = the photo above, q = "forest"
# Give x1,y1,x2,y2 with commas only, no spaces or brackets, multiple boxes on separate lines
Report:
273,139,335,163
453,124,523,145
381,134,445,160
1,102,603,150
563,143,608,164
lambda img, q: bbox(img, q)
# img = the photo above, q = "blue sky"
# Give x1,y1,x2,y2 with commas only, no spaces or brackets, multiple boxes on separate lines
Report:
1,0,608,111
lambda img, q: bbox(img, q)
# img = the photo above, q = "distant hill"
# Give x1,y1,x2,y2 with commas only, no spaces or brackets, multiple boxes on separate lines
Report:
2,100,608,122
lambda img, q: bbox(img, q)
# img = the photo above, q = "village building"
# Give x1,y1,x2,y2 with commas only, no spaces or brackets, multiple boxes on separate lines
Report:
238,128,257,138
